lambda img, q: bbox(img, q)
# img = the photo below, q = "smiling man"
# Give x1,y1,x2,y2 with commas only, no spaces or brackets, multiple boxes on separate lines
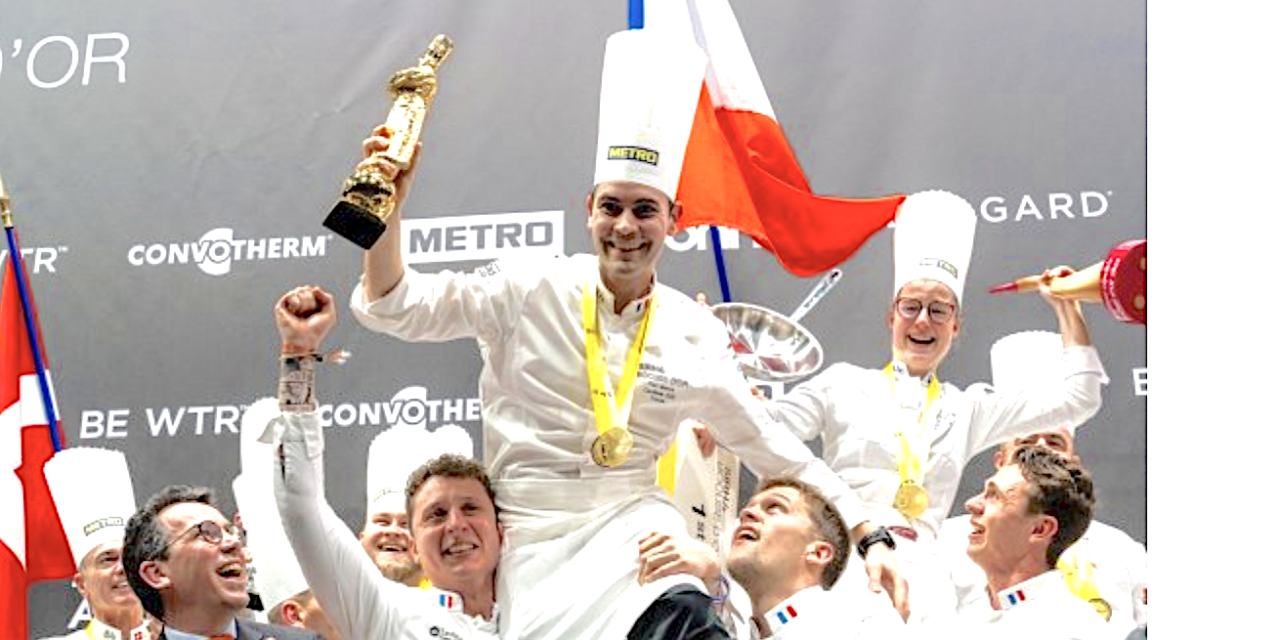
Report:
939,331,1148,638
271,285,501,640
121,485,317,640
359,423,431,588
342,28,893,640
43,448,154,640
961,443,1104,639
765,190,1108,623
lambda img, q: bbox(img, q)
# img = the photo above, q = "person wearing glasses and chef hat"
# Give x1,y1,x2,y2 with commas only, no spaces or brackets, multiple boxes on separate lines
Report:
765,189,1109,623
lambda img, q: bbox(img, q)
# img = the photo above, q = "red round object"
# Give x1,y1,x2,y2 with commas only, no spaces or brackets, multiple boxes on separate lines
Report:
1100,239,1146,325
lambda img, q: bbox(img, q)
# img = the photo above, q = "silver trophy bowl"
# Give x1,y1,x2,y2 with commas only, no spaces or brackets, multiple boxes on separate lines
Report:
710,303,824,382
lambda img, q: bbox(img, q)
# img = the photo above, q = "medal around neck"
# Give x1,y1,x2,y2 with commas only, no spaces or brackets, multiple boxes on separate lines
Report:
1089,597,1113,621
893,480,929,519
324,34,453,249
591,427,634,467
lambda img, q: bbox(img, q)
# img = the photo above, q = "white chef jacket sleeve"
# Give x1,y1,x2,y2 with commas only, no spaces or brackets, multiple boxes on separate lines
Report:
273,410,403,640
686,312,870,529
349,257,540,346
965,345,1109,457
1120,534,1148,630
764,364,848,442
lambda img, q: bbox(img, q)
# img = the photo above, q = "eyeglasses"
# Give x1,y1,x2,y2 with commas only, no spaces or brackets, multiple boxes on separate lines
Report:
166,520,242,552
894,297,956,324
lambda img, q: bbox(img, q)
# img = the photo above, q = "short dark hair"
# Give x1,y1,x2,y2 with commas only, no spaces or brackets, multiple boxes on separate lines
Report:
403,454,497,531
122,485,217,620
1010,444,1095,565
756,477,850,589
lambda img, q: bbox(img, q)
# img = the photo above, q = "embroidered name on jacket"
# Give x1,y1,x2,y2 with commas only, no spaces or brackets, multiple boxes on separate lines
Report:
639,362,690,403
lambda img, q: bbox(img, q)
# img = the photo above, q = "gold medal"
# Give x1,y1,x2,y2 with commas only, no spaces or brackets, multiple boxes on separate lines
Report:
1088,597,1112,621
892,481,929,519
590,427,634,467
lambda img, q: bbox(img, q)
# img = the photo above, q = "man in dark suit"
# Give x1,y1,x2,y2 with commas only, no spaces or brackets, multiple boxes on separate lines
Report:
123,484,319,639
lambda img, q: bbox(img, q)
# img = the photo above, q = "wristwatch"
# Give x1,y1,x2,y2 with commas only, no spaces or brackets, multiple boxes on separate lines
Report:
856,526,896,560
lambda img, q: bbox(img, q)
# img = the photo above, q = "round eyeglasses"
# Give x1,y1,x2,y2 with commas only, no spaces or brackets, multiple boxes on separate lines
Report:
168,519,242,551
894,297,956,324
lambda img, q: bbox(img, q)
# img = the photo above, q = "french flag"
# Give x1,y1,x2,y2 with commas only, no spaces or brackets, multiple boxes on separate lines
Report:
774,603,799,626
1006,589,1027,607
645,0,905,277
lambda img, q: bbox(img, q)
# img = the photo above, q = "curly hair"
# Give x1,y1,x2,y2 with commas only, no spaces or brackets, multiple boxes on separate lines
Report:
402,453,497,531
1010,443,1095,565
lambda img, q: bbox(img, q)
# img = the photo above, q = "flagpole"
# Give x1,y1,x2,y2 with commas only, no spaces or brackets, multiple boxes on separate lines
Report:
627,0,734,303
628,0,643,29
1,172,65,452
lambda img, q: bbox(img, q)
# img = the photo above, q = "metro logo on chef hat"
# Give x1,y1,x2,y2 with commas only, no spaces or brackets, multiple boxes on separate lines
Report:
593,28,707,201
45,447,137,567
893,190,978,306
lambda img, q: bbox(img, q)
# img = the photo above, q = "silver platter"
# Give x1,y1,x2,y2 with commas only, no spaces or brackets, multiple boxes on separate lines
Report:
710,303,824,382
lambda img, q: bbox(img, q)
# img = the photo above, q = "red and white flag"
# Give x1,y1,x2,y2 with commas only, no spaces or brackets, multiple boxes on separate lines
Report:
648,0,906,276
0,254,75,634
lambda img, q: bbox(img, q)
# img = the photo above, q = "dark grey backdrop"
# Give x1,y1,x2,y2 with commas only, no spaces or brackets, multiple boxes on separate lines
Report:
0,1,1144,634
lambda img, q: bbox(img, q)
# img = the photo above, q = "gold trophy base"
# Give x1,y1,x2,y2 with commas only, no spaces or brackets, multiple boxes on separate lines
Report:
325,168,396,249
324,200,387,250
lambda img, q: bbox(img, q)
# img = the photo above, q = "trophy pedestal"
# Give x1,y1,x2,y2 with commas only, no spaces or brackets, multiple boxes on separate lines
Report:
324,201,387,250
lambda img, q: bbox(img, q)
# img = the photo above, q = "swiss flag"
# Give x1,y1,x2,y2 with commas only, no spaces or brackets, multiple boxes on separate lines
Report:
0,252,75,634
653,0,906,277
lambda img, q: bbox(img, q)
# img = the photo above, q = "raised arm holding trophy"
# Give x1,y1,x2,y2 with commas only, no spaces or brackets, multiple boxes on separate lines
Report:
324,34,453,250
336,25,906,640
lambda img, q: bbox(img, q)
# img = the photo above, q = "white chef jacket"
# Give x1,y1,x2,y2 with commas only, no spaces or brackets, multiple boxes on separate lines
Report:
744,586,905,639
768,354,1105,540
273,410,500,640
349,254,868,640
941,516,1147,639
967,570,1109,640
768,351,1105,622
41,619,150,640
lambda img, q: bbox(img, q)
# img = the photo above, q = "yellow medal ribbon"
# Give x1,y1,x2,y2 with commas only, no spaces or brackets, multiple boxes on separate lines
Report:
583,278,656,467
1056,545,1110,620
883,362,941,519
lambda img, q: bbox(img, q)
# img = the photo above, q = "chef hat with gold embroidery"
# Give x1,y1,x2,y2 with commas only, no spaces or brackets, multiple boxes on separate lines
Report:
45,447,137,567
367,424,435,519
593,28,707,200
893,190,978,306
234,396,309,613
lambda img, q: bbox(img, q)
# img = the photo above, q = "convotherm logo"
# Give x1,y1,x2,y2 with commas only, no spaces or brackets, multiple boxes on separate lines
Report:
401,211,564,265
126,228,330,276
77,385,481,441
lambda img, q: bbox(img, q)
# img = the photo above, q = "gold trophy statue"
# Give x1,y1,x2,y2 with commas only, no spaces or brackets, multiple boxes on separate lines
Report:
324,35,453,249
